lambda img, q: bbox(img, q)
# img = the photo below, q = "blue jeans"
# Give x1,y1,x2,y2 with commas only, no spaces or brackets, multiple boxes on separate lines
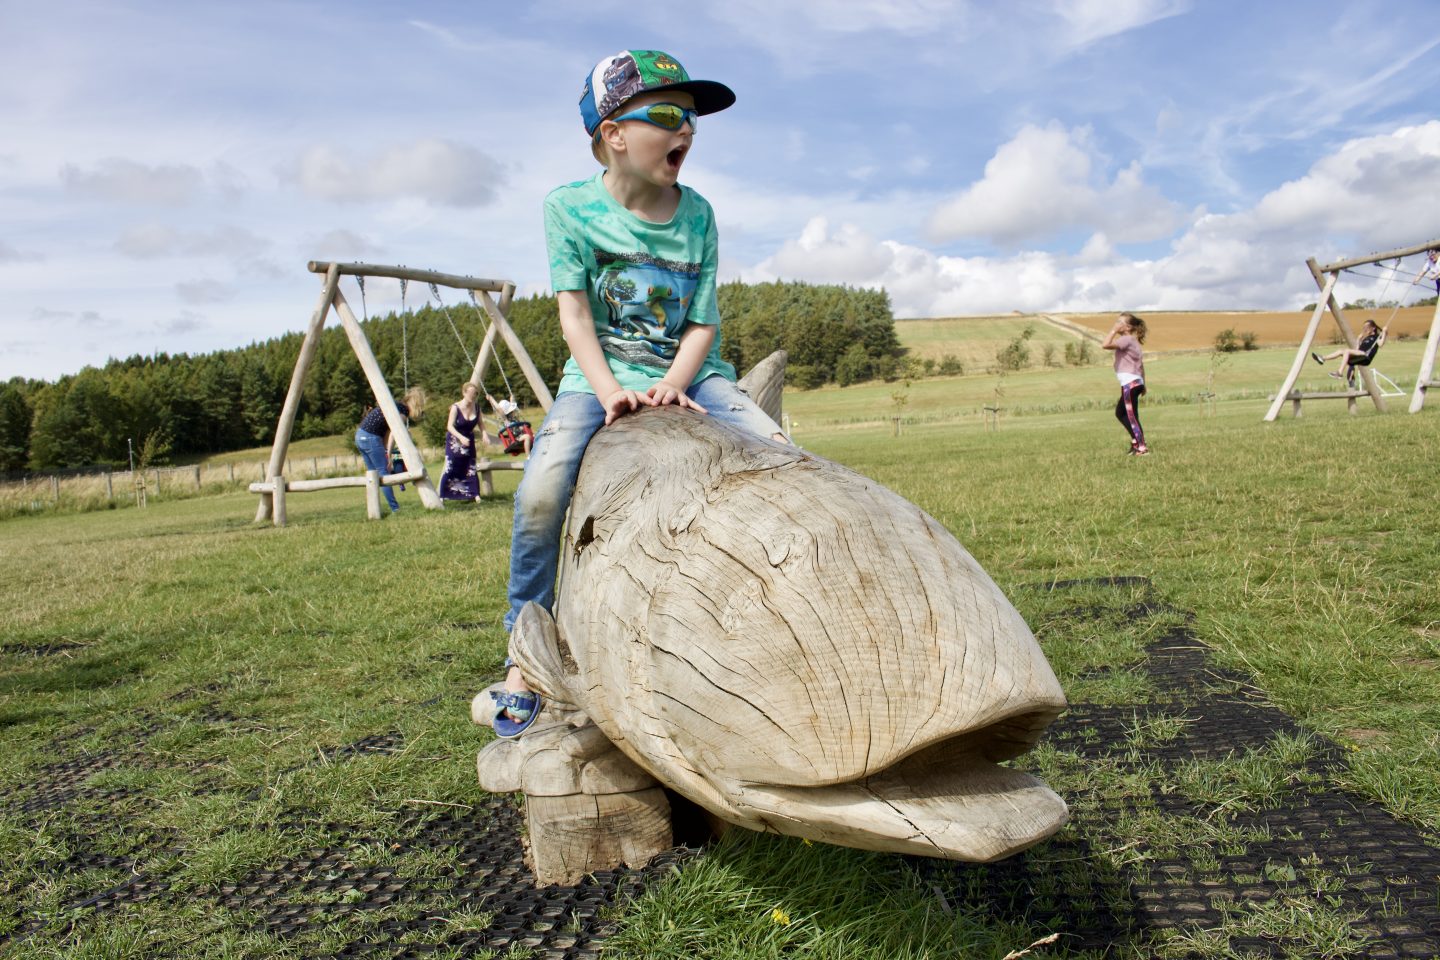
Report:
505,375,783,630
355,428,399,511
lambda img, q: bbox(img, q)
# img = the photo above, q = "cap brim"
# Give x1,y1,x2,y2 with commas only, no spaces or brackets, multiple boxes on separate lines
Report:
662,79,736,116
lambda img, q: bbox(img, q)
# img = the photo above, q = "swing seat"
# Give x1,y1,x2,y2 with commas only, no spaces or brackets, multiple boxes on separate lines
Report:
499,422,534,457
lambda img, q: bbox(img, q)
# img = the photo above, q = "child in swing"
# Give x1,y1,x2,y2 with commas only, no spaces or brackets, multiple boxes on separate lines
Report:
483,391,533,457
1311,317,1390,386
489,49,787,738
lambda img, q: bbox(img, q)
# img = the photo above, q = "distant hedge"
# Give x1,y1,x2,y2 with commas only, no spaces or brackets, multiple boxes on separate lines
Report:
4,281,899,471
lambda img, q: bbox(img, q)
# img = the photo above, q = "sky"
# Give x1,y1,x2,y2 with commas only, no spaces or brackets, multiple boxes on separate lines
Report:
2,0,1439,382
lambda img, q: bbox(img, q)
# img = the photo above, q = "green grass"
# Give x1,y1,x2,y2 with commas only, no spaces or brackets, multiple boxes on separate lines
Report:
786,339,1433,430
3,362,1440,957
892,315,1084,369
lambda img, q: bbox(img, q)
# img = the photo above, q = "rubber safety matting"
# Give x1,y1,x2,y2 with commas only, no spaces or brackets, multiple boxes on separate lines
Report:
3,577,1439,958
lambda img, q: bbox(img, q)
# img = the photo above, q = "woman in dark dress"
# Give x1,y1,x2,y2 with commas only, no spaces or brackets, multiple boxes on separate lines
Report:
440,382,483,501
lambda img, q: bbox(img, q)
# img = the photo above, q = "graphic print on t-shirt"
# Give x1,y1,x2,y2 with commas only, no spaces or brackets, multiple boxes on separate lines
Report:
593,249,699,371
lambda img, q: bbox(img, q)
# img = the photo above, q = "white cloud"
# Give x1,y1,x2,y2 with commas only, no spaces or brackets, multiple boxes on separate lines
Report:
28,306,106,327
1246,121,1440,244
713,0,965,36
928,123,1184,246
1050,0,1189,49
114,225,270,260
408,19,485,53
60,158,205,206
747,121,1440,316
0,240,41,263
761,217,895,283
1153,121,1440,303
175,280,233,305
211,161,250,201
157,311,206,335
292,139,506,208
698,0,975,72
308,229,383,260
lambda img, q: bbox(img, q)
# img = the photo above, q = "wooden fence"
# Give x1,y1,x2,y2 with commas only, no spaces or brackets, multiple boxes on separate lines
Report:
0,450,441,516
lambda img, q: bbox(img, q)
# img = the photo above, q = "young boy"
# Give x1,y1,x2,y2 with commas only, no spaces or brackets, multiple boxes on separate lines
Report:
490,50,786,738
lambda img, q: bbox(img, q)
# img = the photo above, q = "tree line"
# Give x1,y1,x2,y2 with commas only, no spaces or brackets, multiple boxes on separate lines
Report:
1,280,901,472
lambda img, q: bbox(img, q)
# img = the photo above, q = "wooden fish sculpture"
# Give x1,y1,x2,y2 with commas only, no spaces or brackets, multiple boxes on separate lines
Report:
476,402,1067,884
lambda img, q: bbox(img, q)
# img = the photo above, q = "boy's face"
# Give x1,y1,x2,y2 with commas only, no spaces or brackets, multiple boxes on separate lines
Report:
598,89,697,187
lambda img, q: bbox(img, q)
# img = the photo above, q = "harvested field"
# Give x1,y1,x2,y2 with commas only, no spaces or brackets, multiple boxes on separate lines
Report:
1052,305,1437,351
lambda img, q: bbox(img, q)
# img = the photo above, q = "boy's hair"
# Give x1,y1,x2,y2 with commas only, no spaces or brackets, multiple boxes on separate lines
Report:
402,386,427,419
579,49,735,164
1120,312,1148,344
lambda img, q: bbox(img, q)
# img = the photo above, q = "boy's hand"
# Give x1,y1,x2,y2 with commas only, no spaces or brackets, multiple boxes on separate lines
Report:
600,388,657,425
646,379,709,414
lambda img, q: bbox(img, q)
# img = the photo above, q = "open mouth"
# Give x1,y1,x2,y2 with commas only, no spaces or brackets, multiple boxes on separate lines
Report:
729,712,1069,862
666,147,686,170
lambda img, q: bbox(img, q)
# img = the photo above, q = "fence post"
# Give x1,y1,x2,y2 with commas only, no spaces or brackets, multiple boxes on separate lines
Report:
51,475,59,501
273,475,287,527
228,463,235,483
105,472,114,500
194,465,201,490
366,470,382,520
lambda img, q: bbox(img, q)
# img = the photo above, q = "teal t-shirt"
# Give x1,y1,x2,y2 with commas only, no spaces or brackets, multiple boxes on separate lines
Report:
544,172,737,396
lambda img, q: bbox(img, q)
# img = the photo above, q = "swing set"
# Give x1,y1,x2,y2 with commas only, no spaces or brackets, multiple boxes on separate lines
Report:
252,261,554,527
1264,238,1440,421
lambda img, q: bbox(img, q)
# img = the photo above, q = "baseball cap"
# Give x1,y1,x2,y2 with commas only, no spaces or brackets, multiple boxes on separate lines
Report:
579,50,735,137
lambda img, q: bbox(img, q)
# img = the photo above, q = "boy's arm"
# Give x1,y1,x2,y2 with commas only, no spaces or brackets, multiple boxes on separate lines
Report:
557,290,657,425
646,323,713,413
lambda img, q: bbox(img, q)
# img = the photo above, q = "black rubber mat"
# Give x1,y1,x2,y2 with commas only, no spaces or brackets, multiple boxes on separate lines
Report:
922,577,1440,959
4,577,1439,958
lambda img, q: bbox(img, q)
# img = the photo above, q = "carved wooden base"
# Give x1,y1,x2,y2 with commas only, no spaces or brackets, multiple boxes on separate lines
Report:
524,789,671,886
474,691,673,886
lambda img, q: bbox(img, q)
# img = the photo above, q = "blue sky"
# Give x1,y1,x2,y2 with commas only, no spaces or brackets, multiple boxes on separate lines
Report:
2,0,1438,381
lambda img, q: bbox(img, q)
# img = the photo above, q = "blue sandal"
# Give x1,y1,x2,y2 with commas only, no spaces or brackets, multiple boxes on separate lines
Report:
491,689,542,739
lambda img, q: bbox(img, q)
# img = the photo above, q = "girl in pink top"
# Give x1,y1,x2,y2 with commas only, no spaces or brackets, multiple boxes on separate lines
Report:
1102,313,1149,456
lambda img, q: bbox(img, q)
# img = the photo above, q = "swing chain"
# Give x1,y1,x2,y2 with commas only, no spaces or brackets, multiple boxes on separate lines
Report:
356,275,368,322
399,278,409,392
468,288,518,400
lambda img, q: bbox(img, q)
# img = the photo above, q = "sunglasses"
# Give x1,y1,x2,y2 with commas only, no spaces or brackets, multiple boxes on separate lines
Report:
605,102,699,134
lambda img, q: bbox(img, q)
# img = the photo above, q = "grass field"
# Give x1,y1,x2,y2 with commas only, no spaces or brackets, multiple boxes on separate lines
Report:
3,359,1440,957
902,306,1438,359
1041,306,1436,352
784,340,1435,433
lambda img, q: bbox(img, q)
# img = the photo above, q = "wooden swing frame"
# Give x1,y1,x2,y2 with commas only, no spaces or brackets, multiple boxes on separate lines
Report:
1264,239,1440,421
252,261,554,526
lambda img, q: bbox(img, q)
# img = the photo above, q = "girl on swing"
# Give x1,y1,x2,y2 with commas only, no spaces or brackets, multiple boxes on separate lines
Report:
1311,317,1390,386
